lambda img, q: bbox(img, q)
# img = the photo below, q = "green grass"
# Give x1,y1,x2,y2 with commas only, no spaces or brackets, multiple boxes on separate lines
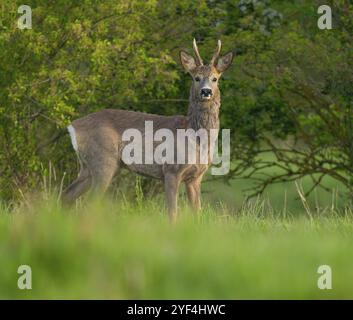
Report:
1,195,353,299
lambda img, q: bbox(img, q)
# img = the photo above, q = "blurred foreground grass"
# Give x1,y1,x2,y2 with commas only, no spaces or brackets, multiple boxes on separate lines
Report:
1,195,353,299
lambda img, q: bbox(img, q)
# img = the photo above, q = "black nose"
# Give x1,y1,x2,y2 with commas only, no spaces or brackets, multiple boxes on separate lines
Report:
201,88,212,97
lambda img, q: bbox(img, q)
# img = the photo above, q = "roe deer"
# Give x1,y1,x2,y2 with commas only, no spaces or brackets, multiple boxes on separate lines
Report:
62,39,233,222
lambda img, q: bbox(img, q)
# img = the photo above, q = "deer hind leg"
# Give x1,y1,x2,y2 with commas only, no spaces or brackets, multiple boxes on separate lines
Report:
164,173,181,223
88,153,119,196
62,125,93,205
62,166,91,205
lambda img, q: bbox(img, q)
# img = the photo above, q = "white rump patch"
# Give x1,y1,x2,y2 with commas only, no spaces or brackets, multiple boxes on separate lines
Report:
67,124,78,151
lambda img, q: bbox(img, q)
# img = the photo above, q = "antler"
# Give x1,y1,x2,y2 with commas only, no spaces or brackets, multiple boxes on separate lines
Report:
210,39,222,66
193,38,203,66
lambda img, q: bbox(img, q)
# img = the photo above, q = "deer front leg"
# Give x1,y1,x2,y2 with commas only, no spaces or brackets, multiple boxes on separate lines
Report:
164,173,180,223
185,178,202,212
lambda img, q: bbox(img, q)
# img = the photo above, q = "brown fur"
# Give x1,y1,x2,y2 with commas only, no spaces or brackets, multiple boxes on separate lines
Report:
62,40,233,222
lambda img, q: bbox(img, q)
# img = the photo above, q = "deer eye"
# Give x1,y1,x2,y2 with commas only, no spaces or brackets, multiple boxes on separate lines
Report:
195,76,201,82
212,77,218,82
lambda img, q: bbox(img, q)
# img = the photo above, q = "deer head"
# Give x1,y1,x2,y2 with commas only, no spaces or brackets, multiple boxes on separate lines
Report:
180,39,233,103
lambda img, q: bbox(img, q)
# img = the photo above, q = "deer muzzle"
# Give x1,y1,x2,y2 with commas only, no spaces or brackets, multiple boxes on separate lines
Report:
200,88,213,100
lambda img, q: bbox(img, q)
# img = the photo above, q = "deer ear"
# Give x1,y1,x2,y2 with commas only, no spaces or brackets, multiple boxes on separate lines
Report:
215,51,234,73
180,51,197,73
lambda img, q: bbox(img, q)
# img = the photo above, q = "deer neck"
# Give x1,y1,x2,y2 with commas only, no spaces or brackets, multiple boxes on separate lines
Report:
187,91,220,132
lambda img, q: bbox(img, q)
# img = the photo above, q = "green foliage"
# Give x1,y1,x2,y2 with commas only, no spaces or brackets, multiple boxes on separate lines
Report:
0,0,352,201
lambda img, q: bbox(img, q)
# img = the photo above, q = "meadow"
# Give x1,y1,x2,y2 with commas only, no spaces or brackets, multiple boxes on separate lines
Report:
0,174,352,299
0,0,352,300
